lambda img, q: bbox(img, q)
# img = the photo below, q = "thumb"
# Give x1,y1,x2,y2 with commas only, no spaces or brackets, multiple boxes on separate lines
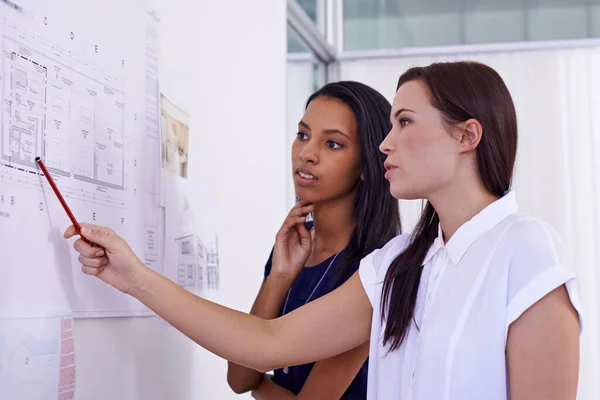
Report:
80,224,117,250
296,222,311,248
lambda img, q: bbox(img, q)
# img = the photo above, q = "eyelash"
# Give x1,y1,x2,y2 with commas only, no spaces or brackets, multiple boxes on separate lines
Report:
296,132,343,149
297,132,308,140
399,118,411,127
326,141,342,149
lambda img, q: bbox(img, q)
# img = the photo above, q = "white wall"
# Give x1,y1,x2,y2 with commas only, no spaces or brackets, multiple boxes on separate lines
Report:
73,1,288,399
285,61,317,209
340,46,600,400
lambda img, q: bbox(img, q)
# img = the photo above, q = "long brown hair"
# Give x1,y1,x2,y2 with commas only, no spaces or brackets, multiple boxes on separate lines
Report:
381,61,518,351
306,82,402,286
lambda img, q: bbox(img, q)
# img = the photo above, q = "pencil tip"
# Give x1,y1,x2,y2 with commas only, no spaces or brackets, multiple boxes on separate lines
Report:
35,157,41,162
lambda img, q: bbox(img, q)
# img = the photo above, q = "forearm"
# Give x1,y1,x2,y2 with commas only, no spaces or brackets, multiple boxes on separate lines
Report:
227,277,292,392
133,269,370,372
250,276,292,318
133,267,276,372
252,375,297,400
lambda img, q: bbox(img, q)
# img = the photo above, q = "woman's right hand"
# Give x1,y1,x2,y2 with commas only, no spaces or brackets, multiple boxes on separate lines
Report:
270,201,315,283
64,223,148,295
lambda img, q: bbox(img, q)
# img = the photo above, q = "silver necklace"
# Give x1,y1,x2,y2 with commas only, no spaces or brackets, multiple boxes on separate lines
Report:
281,250,341,374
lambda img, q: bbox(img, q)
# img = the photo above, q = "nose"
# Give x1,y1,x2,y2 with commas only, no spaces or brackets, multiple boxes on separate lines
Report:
299,140,319,164
379,130,394,154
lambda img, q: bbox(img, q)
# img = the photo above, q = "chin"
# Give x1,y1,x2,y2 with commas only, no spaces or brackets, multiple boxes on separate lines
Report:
294,187,318,203
389,185,422,201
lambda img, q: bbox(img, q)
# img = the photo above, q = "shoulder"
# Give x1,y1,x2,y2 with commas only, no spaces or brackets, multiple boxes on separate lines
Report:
502,215,571,272
358,233,412,306
369,233,412,274
501,215,582,333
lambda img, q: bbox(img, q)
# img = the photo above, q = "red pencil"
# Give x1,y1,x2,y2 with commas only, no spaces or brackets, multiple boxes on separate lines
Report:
35,157,91,245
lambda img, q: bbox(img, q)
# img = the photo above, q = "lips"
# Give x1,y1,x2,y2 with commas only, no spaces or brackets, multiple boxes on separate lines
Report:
295,167,318,181
294,167,318,186
384,161,397,179
384,161,397,171
297,171,317,180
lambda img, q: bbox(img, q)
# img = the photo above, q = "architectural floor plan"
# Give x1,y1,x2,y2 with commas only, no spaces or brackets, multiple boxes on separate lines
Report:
1,20,126,206
0,0,162,317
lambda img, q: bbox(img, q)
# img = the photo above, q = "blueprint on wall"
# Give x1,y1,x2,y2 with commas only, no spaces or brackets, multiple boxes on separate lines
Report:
163,174,220,296
0,0,163,318
0,316,75,400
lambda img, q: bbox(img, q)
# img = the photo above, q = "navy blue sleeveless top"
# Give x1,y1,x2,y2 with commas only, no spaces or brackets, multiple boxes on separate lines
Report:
263,223,368,399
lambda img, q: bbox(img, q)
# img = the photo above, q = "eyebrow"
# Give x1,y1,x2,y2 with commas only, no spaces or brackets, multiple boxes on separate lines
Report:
392,108,416,121
298,120,352,141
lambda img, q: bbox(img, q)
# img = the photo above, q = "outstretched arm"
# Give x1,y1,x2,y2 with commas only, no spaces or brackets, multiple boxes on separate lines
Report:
65,223,373,373
136,266,370,372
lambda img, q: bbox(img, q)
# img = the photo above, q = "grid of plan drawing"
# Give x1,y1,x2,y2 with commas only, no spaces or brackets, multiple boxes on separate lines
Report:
1,21,125,190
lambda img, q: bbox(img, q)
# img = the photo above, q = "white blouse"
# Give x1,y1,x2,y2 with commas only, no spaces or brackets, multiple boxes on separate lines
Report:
359,191,582,400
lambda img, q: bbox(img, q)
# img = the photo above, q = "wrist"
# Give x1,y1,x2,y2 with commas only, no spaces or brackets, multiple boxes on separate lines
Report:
129,260,154,297
265,273,295,292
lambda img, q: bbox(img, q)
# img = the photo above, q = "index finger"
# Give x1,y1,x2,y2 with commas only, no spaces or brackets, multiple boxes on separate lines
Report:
289,204,314,218
294,199,314,208
64,223,110,247
79,222,114,234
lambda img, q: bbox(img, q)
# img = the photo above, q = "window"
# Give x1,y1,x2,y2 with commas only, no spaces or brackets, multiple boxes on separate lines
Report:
343,0,600,51
288,26,313,54
297,0,319,23
286,25,327,208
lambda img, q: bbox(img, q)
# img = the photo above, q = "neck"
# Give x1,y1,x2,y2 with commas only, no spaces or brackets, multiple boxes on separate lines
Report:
311,194,357,254
428,179,499,243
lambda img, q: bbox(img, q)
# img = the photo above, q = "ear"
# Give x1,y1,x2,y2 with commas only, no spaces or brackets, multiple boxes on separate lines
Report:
455,118,483,153
360,173,364,181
